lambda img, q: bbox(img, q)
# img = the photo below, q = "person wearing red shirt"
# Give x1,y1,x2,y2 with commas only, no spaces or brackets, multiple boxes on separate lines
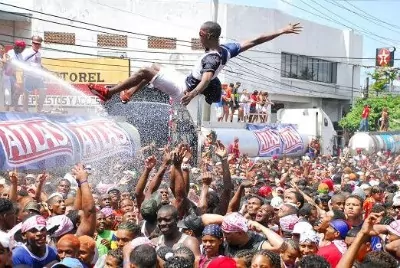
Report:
229,137,240,160
249,90,258,123
359,104,370,132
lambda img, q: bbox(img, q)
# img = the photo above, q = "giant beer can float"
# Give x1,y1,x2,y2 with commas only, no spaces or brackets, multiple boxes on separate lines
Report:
0,112,141,170
202,124,309,158
349,132,400,155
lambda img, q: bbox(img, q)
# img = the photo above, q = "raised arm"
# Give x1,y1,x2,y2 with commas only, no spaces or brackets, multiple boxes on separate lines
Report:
34,173,48,202
240,23,302,53
8,171,18,202
248,220,284,251
136,156,156,209
72,164,96,236
215,141,234,214
172,146,189,217
227,180,252,213
145,148,172,198
198,172,212,214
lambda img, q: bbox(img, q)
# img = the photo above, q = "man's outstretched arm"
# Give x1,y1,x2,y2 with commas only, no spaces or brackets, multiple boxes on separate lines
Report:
239,23,302,53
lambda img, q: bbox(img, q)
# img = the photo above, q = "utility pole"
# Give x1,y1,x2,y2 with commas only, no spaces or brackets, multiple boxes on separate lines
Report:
351,65,355,106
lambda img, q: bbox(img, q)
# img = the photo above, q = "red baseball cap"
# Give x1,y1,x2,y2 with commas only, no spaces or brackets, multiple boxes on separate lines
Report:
14,40,26,48
208,257,236,268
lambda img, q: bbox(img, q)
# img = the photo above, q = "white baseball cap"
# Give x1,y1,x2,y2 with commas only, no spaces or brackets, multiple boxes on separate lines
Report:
293,222,313,235
270,196,283,209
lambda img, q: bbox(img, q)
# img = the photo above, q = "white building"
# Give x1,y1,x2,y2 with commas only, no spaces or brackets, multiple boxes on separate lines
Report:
0,0,362,124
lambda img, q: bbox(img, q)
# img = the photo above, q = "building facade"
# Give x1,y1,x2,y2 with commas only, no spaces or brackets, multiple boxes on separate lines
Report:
0,0,362,124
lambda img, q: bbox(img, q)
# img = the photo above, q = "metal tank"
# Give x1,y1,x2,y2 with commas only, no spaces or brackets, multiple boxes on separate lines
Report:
348,132,400,155
201,124,309,158
0,112,141,170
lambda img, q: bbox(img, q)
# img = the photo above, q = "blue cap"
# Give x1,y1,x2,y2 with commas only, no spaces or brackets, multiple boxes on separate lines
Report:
330,219,350,239
51,258,84,268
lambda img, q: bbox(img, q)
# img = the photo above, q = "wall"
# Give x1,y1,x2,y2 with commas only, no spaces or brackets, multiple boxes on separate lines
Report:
224,5,363,100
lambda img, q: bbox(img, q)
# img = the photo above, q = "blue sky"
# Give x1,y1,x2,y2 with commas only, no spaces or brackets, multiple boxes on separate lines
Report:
211,0,399,84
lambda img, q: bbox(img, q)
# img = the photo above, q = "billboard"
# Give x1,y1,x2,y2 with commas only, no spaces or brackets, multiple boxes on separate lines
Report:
376,47,395,67
13,58,129,107
0,112,139,170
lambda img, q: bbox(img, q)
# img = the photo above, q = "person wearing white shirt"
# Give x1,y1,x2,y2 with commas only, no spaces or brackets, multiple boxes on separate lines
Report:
239,89,250,122
2,40,25,111
21,36,45,112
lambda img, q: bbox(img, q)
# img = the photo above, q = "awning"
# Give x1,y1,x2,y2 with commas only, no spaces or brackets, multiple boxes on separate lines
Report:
0,11,32,22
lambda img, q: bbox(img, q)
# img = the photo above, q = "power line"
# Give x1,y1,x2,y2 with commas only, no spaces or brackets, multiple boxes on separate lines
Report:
0,2,195,46
0,4,370,98
0,32,362,97
344,0,400,30
2,21,396,68
1,2,395,61
279,0,396,47
236,55,358,92
229,59,354,98
320,0,400,43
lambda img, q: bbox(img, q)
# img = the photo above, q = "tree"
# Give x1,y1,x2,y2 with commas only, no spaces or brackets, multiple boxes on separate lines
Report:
368,67,399,95
339,95,400,132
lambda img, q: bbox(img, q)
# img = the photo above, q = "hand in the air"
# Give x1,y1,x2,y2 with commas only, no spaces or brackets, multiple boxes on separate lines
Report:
282,23,302,34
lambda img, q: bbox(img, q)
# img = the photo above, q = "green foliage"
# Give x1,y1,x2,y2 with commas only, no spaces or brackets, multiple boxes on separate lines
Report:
368,67,399,94
339,95,400,132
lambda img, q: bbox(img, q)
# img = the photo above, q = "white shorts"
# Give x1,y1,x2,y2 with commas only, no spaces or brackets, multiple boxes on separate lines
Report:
3,75,13,106
240,103,249,116
216,106,223,118
150,67,187,103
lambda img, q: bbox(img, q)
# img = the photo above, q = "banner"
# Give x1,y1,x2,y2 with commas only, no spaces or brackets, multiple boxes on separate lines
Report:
0,112,139,170
27,94,101,107
13,58,129,107
247,124,304,157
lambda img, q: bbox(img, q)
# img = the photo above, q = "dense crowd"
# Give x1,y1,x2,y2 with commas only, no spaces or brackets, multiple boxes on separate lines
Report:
1,135,400,268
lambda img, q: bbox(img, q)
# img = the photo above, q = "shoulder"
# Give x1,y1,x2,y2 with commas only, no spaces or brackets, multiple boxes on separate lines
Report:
221,42,241,57
12,247,30,263
202,53,222,63
12,246,28,255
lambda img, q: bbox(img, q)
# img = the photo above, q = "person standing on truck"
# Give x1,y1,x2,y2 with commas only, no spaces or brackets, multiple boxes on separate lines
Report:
3,41,26,111
229,82,240,122
22,36,46,113
359,104,370,132
88,22,302,106
379,107,389,132
249,90,258,123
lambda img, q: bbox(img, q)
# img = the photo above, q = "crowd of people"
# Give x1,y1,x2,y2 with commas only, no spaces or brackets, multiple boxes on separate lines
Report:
216,82,274,124
0,133,400,268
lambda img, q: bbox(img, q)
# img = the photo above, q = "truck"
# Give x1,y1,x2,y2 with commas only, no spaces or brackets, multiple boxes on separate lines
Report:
196,108,337,159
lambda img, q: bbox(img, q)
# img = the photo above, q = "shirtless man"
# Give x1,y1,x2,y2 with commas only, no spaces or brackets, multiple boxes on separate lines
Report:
152,205,200,258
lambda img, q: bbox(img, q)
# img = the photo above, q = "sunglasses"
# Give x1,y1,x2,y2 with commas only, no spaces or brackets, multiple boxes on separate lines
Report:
32,42,42,46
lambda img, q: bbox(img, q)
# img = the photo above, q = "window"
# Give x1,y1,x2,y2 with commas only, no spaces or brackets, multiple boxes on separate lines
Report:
148,36,177,50
97,34,128,47
44,32,75,45
191,38,203,50
281,52,337,83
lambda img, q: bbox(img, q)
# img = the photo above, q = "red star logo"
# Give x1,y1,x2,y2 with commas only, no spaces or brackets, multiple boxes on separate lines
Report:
378,48,391,66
